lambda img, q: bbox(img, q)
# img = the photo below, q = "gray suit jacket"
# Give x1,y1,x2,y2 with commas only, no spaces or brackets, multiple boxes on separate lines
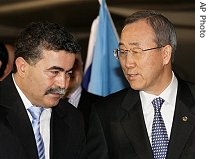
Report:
87,78,194,159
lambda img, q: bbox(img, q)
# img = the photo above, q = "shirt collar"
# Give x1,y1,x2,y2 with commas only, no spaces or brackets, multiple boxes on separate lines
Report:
140,72,178,106
12,74,51,112
12,74,32,110
159,72,178,105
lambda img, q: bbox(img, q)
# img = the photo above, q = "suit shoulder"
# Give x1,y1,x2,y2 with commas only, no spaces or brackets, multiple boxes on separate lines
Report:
82,89,103,101
178,79,195,99
105,87,130,99
95,88,130,110
55,99,83,118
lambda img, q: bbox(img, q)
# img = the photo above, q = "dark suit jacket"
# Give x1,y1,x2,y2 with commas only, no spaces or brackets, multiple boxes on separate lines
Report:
87,78,195,159
0,74,86,159
77,88,103,133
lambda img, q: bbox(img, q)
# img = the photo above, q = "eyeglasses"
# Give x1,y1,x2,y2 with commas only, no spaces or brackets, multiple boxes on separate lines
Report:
113,46,163,59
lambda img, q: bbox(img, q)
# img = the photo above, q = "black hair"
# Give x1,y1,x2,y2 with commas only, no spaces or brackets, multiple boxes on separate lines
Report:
14,21,81,72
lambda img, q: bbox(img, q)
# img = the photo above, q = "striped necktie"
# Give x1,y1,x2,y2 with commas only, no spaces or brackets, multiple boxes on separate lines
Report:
28,106,45,159
151,97,169,159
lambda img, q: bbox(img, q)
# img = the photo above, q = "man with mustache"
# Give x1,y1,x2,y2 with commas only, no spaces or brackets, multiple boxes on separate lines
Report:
0,21,86,159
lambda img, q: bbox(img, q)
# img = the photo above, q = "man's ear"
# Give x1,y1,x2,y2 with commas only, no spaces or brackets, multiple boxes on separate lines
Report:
15,57,28,77
162,45,172,65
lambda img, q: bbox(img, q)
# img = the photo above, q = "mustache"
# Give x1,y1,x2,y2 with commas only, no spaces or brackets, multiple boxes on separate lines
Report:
45,87,66,95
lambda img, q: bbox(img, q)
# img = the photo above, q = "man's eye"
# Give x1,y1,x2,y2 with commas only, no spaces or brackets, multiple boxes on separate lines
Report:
120,49,126,54
66,71,73,77
51,71,59,75
132,48,141,54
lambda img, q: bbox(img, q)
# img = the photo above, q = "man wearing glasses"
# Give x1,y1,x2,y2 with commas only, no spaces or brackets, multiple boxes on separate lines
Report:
87,10,194,159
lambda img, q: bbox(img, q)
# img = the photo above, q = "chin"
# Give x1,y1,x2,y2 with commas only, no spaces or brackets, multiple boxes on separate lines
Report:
44,99,60,108
130,83,142,91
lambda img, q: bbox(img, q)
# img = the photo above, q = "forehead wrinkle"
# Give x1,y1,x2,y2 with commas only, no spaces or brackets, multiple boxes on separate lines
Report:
128,42,140,46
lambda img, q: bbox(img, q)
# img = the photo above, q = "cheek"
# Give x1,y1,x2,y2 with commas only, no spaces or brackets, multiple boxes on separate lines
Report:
136,56,163,80
143,60,163,80
69,76,78,87
76,75,82,84
119,60,126,70
28,71,50,92
142,54,162,68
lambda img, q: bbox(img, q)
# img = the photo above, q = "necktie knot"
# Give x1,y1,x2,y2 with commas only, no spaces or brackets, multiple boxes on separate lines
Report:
28,106,44,121
152,97,165,112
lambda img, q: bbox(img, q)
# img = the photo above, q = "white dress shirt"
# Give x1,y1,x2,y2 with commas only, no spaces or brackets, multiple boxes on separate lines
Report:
140,72,178,144
12,74,51,159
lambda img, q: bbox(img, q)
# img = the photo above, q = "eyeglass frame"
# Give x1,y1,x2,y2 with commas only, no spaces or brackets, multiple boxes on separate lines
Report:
113,46,164,59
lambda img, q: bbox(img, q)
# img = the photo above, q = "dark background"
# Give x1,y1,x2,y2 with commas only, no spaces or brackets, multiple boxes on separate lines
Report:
0,0,194,82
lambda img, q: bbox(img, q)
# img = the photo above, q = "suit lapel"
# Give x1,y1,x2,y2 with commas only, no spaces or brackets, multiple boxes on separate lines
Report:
50,100,75,159
167,80,195,159
120,89,153,159
1,75,38,158
6,105,38,158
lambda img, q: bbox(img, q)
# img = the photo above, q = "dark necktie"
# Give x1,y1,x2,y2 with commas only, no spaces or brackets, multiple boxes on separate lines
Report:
28,106,45,159
151,97,169,159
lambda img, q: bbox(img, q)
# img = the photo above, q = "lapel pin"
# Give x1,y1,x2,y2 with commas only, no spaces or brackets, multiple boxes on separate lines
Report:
182,116,188,122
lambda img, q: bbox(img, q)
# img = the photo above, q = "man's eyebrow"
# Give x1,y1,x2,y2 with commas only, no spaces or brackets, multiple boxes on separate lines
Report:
118,42,140,47
129,42,139,46
46,66,64,72
46,66,73,73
